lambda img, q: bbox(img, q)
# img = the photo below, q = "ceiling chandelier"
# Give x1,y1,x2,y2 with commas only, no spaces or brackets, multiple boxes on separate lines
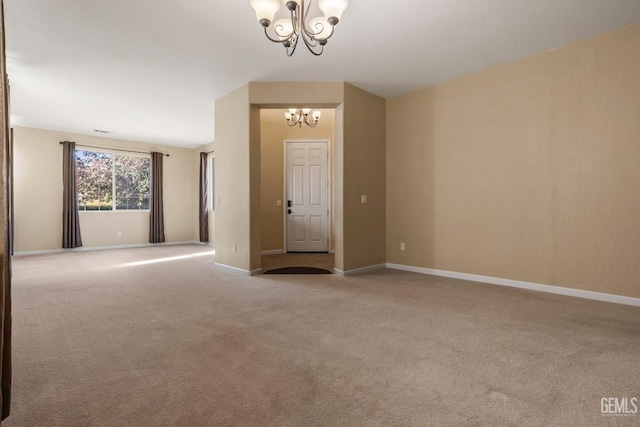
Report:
249,0,348,56
285,108,321,127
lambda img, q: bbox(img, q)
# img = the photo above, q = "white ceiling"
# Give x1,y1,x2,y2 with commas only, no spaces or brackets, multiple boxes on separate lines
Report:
5,0,640,148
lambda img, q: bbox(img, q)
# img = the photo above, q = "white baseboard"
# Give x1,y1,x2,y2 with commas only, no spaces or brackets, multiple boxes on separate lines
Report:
334,263,386,277
261,249,284,255
15,241,202,256
214,262,263,276
386,263,640,307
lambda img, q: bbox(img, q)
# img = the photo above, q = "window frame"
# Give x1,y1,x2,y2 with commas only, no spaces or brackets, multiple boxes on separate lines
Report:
76,148,151,212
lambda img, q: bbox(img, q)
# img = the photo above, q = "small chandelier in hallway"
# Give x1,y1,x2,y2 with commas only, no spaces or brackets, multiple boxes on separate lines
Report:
285,108,321,127
249,0,348,56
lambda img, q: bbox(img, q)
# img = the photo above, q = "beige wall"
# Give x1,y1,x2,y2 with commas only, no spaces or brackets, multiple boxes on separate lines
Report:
213,85,257,271
214,82,386,272
249,82,344,107
342,84,386,271
247,82,386,272
13,126,198,252
250,82,347,271
387,23,640,298
260,108,336,252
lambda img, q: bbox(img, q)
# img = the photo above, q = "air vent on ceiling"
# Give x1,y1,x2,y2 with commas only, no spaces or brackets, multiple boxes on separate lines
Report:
93,129,113,134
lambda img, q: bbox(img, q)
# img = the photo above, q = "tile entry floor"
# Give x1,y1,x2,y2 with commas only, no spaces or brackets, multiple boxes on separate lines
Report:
261,252,334,273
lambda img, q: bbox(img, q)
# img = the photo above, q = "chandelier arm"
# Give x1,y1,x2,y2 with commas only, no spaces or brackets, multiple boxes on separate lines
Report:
291,5,299,37
303,20,335,40
300,32,324,55
301,0,311,28
317,21,336,40
262,6,299,44
286,35,299,56
300,0,322,40
300,0,335,41
302,32,320,47
303,112,319,127
263,26,294,44
285,6,300,56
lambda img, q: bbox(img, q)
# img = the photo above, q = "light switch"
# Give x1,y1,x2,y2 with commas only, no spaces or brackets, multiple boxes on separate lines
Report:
361,195,368,204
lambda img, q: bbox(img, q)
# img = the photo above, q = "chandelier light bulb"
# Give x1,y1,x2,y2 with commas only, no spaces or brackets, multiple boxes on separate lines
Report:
249,0,281,26
318,0,348,23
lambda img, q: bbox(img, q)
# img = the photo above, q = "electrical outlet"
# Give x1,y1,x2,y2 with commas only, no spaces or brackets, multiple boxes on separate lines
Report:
400,242,406,251
361,195,368,204
232,244,237,253
276,200,282,206
117,231,122,237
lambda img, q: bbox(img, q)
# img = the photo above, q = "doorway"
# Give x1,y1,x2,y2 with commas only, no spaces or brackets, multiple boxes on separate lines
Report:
285,140,330,253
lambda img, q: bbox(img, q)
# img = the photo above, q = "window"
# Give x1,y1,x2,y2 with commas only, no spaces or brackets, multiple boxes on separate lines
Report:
210,155,215,211
76,149,150,211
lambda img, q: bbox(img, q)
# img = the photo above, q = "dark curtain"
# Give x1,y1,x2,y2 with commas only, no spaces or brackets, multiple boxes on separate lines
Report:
149,152,165,243
62,141,82,249
199,152,209,243
7,128,10,257
0,0,12,420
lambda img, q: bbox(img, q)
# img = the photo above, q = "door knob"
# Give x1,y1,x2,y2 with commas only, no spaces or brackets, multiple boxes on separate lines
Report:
287,209,292,214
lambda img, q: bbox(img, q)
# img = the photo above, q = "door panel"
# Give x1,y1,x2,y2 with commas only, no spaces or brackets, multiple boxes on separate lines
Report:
292,215,306,242
293,165,304,205
286,141,329,252
310,165,322,206
309,216,322,242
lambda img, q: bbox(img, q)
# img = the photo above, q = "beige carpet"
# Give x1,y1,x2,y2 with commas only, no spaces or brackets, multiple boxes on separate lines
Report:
5,245,640,426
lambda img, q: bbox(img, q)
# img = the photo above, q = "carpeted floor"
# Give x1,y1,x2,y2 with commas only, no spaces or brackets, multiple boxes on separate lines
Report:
5,245,640,426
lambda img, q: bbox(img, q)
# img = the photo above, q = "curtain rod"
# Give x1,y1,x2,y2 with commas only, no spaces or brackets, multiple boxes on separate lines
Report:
59,141,170,157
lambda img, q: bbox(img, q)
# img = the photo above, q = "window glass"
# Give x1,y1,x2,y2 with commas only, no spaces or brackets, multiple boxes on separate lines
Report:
76,150,113,211
115,155,150,210
76,149,150,211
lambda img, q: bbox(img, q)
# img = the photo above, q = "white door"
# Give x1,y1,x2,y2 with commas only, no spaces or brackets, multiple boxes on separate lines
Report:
286,141,329,252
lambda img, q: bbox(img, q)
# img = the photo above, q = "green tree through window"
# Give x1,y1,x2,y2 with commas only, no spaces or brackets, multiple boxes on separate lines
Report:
76,149,150,211
115,155,150,210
